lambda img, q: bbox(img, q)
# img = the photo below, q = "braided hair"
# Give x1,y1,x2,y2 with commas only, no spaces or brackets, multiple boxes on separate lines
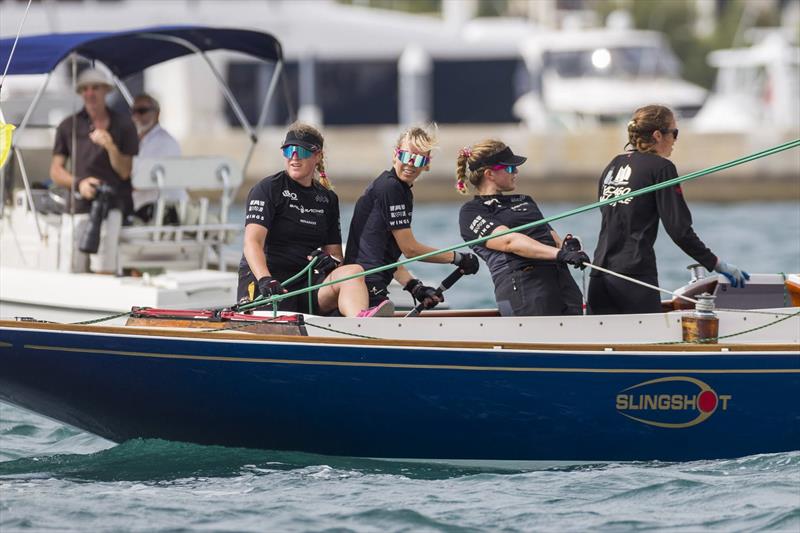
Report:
454,139,507,195
285,121,333,190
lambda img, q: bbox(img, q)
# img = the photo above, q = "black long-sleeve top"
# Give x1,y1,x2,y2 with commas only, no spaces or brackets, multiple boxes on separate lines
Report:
591,151,717,278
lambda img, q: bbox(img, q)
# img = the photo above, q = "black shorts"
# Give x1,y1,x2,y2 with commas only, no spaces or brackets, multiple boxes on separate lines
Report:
237,266,321,314
494,264,583,317
364,276,393,308
587,273,661,315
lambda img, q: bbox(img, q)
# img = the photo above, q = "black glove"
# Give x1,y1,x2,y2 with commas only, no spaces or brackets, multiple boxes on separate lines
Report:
257,276,286,298
308,248,341,276
561,234,582,253
556,249,590,270
404,278,443,310
452,251,480,275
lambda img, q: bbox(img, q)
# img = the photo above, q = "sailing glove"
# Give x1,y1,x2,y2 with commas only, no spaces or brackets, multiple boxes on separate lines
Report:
257,276,286,299
404,278,443,310
561,234,583,252
556,249,590,270
308,248,341,277
714,260,750,288
452,251,480,275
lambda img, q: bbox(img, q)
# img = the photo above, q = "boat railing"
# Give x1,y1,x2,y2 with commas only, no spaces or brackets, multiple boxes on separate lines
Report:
118,155,243,272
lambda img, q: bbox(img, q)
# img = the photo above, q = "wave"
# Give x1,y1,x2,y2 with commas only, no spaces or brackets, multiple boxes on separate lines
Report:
0,438,516,482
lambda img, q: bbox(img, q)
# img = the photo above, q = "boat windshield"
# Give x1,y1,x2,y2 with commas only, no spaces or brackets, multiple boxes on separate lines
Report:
543,46,680,78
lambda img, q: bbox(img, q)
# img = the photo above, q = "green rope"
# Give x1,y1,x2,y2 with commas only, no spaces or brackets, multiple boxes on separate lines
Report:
246,256,319,316
304,321,378,339
307,263,314,314
71,310,133,325
238,138,800,312
780,272,788,308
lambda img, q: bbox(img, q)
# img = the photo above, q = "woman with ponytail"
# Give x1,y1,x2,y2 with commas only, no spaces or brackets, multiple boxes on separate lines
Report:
588,104,749,314
238,122,390,317
457,140,588,316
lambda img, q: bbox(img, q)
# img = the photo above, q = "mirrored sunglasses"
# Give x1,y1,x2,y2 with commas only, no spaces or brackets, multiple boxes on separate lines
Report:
491,164,518,174
396,150,430,168
282,145,316,160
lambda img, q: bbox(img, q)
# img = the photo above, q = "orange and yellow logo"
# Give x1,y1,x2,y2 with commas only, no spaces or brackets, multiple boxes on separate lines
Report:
616,376,731,428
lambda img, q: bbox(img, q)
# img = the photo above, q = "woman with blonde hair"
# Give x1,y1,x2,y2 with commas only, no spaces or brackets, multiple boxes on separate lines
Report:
588,104,748,314
456,140,588,316
238,122,388,317
345,126,479,310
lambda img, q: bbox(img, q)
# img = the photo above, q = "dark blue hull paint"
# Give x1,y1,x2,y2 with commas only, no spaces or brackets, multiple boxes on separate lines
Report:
1,325,798,462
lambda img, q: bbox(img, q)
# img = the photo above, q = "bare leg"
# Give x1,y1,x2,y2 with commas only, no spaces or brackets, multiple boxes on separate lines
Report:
317,264,368,317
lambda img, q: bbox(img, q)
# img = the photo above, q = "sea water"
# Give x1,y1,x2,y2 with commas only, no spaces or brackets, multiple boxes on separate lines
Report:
1,201,799,531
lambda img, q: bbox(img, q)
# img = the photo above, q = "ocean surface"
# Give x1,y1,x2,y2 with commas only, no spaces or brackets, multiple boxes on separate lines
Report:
2,201,799,531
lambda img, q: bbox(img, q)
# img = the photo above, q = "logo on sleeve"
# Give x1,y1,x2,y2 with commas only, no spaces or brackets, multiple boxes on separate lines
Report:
469,215,495,237
246,199,266,221
388,203,410,226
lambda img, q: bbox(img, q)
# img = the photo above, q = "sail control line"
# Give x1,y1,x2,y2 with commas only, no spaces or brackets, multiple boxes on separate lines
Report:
0,0,32,171
583,263,698,305
237,138,800,313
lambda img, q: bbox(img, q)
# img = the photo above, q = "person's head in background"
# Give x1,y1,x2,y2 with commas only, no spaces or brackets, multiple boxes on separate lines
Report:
131,94,162,138
75,68,113,112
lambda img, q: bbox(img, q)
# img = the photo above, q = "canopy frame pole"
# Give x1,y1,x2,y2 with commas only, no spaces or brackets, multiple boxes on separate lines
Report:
243,59,283,174
12,72,52,145
136,33,258,144
13,145,44,240
0,72,51,224
111,74,134,107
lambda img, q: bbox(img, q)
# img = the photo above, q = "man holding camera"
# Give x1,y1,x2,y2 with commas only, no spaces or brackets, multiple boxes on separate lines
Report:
50,68,139,274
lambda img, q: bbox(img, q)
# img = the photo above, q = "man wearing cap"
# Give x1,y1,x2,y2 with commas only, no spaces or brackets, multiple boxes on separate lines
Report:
50,67,139,274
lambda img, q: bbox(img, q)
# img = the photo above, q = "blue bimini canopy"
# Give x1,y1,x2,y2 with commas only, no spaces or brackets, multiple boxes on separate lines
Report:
0,26,283,78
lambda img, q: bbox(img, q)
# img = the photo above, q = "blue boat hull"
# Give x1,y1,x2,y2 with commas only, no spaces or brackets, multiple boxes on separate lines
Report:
1,323,798,462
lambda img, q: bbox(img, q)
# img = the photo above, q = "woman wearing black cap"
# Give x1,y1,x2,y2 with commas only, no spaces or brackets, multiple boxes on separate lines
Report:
238,122,390,317
456,139,588,316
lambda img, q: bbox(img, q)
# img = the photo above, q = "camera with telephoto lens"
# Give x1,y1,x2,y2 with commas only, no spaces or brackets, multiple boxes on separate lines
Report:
78,182,114,254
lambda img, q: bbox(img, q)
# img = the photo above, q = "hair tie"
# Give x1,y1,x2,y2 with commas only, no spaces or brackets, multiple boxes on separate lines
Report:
459,147,472,158
456,180,467,192
319,171,327,178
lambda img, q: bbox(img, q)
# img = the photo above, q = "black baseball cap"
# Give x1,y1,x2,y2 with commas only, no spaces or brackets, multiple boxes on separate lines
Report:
468,146,527,171
281,129,323,152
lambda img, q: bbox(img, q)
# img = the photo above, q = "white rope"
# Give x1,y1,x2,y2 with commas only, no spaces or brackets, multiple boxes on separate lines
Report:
583,262,699,305
0,0,33,92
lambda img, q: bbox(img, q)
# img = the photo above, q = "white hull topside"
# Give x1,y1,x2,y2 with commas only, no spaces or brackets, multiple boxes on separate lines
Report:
2,267,797,346
0,267,237,322
296,308,798,346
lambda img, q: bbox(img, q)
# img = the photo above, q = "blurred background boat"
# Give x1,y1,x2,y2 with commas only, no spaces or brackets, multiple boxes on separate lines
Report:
1,0,798,202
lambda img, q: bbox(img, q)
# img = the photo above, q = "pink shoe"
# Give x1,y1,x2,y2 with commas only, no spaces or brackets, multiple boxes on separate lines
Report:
356,299,395,318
